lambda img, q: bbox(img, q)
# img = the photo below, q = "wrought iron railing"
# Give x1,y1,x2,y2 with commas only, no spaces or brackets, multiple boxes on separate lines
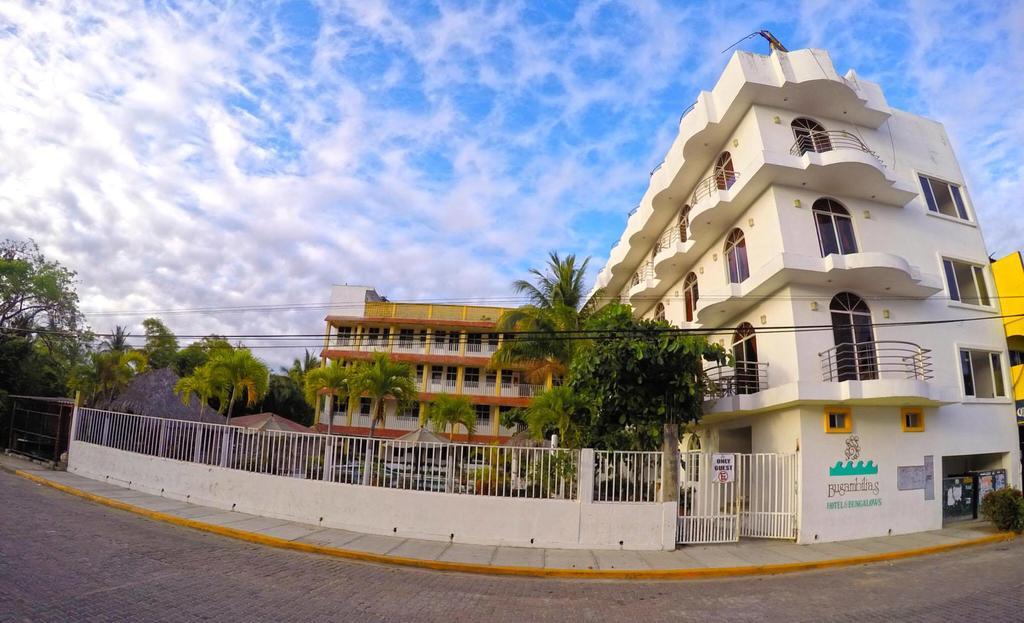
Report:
630,260,656,289
818,340,932,382
789,129,883,164
705,361,769,397
691,171,741,205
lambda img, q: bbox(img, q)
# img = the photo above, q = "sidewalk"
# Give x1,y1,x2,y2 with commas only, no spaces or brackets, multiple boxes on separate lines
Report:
2,453,1011,579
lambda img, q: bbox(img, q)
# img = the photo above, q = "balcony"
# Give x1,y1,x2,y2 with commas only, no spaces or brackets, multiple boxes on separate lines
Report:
393,340,426,355
819,341,932,383
652,222,696,280
427,379,458,394
627,260,658,305
501,382,545,398
705,362,769,398
465,342,499,357
693,252,943,325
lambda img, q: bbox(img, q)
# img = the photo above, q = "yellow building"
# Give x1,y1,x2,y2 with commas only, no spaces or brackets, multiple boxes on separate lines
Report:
316,285,544,442
991,252,1024,448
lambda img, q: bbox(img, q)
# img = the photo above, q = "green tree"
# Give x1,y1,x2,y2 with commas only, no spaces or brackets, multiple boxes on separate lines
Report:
0,239,88,405
101,326,132,353
567,303,726,451
206,348,270,425
141,318,179,369
427,394,476,441
69,349,149,406
174,336,232,377
262,374,314,426
349,353,417,438
303,360,351,434
491,251,602,383
286,349,320,386
173,363,218,423
522,385,589,448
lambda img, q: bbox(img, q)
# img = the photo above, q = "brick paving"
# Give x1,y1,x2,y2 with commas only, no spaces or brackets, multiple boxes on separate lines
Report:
1,469,1023,622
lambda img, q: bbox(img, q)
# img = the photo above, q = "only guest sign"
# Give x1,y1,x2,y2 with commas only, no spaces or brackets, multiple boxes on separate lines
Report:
712,453,735,483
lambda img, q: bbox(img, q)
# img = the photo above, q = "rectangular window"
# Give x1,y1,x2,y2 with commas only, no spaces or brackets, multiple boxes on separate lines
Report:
335,326,353,346
824,406,852,433
467,333,482,346
415,364,424,380
398,328,414,346
901,407,925,432
430,365,443,382
942,259,991,306
358,397,372,416
919,175,969,220
399,401,419,419
960,348,1006,398
474,404,491,424
1010,350,1024,367
446,366,457,383
464,367,480,384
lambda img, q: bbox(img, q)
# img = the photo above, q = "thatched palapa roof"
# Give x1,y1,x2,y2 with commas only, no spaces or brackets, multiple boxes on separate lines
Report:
103,368,225,423
231,412,312,433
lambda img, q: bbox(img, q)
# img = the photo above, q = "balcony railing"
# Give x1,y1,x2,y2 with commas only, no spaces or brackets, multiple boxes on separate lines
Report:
630,260,655,289
705,361,769,398
393,340,426,354
789,129,883,164
501,382,545,398
691,171,741,205
428,379,458,394
654,225,681,257
818,341,932,382
465,342,499,357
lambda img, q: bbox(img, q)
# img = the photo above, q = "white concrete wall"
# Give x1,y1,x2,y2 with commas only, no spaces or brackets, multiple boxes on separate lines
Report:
68,440,676,551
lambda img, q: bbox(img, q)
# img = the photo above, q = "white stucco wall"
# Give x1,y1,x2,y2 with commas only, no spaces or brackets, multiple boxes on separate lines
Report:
68,440,677,551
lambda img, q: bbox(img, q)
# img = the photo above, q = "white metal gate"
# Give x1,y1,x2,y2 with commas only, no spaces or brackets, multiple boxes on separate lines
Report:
677,451,797,544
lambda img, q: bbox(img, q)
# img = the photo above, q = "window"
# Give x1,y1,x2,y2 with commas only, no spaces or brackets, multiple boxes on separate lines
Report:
714,152,736,190
679,204,691,242
486,333,499,348
474,404,491,424
335,326,353,346
901,408,925,432
942,259,991,306
732,323,759,395
830,292,877,381
792,118,831,155
724,228,749,283
631,272,641,287
464,367,480,385
552,374,564,387
824,406,852,433
1010,350,1024,367
960,349,1006,398
683,273,699,322
919,175,969,220
358,397,372,417
654,302,666,322
445,366,457,383
365,327,381,346
399,401,419,420
398,328,414,346
813,199,857,257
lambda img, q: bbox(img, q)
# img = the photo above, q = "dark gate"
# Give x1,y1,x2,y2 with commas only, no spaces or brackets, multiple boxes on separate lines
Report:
6,396,75,463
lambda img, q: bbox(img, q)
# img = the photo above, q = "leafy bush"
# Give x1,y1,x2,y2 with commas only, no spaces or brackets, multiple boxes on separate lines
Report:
979,487,1024,533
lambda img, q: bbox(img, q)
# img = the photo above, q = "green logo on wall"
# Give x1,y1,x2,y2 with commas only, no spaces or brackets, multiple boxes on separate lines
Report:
829,460,879,476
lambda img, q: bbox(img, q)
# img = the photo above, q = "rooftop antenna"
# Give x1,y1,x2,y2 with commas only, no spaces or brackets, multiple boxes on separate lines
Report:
721,30,789,54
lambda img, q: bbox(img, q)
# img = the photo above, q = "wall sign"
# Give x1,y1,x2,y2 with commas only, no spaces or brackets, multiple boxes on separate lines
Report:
712,453,735,483
826,435,882,510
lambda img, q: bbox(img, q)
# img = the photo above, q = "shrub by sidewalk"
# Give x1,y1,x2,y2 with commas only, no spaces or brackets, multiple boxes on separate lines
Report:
980,488,1024,533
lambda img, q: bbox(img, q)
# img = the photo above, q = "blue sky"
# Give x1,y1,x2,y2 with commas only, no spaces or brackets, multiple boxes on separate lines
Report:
0,1,1021,363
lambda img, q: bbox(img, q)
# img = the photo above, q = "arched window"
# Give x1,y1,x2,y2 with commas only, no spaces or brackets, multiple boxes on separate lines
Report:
683,273,699,322
830,292,877,381
631,272,640,287
714,152,736,190
732,323,759,394
792,118,831,155
679,204,691,242
654,302,666,322
813,198,857,257
724,228,749,283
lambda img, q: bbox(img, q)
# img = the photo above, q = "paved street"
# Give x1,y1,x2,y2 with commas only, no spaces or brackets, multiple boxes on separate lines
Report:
2,470,1023,622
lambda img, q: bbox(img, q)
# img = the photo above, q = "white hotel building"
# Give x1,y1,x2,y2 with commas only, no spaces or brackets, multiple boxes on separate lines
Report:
593,48,1021,542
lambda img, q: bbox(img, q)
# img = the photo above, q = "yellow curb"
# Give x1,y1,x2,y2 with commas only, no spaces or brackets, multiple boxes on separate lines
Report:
13,468,1017,580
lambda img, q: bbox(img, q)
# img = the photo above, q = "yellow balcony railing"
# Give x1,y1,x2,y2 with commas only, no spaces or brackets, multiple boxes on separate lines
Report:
364,301,506,323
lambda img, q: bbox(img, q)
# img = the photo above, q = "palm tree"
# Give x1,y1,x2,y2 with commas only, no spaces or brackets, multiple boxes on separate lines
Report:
427,394,476,441
207,348,270,425
101,325,132,352
349,353,417,438
492,251,601,382
523,385,586,448
303,360,351,435
284,349,320,387
174,364,218,423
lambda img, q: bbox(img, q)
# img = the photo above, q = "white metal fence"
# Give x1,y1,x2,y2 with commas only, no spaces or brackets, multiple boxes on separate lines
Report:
75,408,578,500
676,451,798,544
593,450,662,503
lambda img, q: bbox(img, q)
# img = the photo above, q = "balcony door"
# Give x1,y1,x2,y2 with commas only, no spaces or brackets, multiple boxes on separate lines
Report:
732,323,759,394
714,152,736,190
830,292,877,381
792,118,832,155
